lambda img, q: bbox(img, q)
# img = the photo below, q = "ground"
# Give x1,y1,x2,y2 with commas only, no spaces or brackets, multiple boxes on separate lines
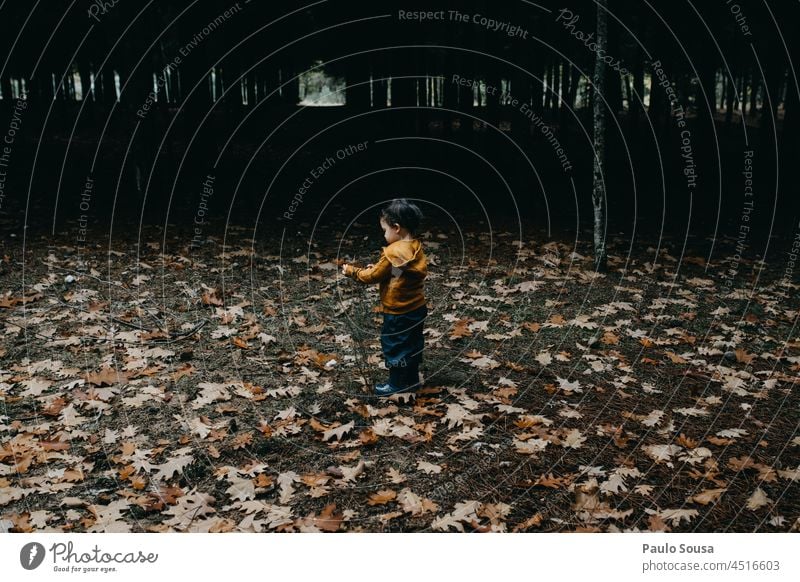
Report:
1,221,798,532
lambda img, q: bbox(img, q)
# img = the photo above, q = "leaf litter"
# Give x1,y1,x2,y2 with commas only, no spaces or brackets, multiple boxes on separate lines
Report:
0,227,798,532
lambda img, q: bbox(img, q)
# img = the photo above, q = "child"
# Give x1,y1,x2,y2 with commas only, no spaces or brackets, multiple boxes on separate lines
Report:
341,199,428,396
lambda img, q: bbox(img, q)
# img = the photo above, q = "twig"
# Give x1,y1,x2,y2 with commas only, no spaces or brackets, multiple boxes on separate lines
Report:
153,319,208,344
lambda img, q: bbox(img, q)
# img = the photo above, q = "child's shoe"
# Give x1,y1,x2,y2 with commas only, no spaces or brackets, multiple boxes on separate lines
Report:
374,366,411,396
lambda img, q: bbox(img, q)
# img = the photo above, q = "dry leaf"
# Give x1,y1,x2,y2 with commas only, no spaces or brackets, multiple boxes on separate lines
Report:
690,488,727,506
431,500,482,532
644,444,682,464
368,490,397,506
86,366,126,387
277,472,299,504
562,429,587,449
601,331,619,345
386,467,406,484
657,508,698,526
323,421,354,442
359,428,378,445
397,488,438,516
512,513,542,531
746,488,771,511
315,503,343,532
416,460,442,474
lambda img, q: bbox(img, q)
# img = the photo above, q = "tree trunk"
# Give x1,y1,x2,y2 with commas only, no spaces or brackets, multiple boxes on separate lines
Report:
592,0,608,272
553,61,563,117
740,73,747,116
749,73,759,117
725,71,735,126
624,73,633,113
544,62,553,112
567,65,580,109
371,53,388,108
560,60,572,126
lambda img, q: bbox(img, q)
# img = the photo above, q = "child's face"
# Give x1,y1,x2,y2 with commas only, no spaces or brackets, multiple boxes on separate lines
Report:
380,217,402,244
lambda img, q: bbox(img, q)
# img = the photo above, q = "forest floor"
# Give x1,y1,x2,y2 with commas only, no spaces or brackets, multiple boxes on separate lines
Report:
1,221,798,533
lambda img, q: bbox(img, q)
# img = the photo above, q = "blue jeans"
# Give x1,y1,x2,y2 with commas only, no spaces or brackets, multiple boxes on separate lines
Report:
380,304,427,370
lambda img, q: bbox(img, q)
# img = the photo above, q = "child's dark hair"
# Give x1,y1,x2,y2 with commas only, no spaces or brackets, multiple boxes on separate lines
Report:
380,198,424,235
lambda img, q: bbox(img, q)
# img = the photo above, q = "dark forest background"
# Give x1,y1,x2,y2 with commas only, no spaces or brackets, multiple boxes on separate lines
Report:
0,0,798,247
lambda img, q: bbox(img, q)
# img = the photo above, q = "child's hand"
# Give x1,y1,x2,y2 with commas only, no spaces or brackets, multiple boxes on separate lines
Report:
341,263,372,275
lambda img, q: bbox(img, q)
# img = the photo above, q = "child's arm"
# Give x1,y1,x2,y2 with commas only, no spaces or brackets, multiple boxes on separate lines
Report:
343,253,392,284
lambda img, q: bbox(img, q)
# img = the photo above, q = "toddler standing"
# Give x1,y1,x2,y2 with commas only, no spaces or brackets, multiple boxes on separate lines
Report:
342,199,428,396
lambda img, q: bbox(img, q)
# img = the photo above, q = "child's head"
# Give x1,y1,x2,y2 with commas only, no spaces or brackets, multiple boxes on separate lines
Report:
379,198,423,243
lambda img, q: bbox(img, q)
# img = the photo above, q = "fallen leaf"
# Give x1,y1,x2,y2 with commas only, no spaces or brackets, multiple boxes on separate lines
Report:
368,490,397,506
689,488,727,506
277,472,299,503
397,488,439,516
315,503,343,532
716,428,748,439
323,421,354,442
431,500,482,532
417,461,442,475
450,320,472,339
359,428,378,445
201,289,224,306
562,429,587,449
386,467,406,484
644,444,682,464
601,331,620,345
86,366,126,387
746,488,771,511
512,513,542,531
657,508,698,527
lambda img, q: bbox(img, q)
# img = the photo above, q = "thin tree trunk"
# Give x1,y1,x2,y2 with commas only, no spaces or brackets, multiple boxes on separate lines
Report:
371,53,388,108
553,61,563,117
740,73,747,116
560,60,572,126
592,0,608,272
749,72,759,117
567,65,580,109
624,73,633,114
725,71,735,126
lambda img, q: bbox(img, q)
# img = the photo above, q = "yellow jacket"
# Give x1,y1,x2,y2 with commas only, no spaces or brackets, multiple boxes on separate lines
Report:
343,239,428,314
